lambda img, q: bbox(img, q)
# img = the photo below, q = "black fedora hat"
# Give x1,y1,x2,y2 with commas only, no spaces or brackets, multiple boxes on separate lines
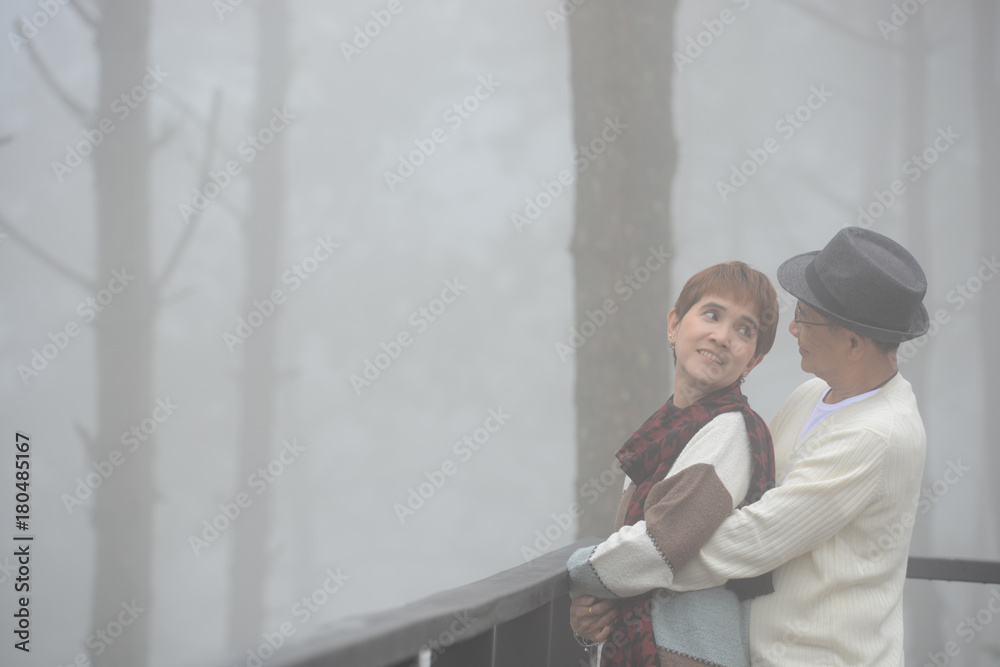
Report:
777,227,929,343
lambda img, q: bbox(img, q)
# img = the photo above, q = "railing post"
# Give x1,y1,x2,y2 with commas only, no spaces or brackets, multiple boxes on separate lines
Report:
549,593,590,667
494,600,553,667
434,627,495,666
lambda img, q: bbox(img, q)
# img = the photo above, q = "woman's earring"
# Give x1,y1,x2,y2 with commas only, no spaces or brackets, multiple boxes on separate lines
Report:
668,334,675,350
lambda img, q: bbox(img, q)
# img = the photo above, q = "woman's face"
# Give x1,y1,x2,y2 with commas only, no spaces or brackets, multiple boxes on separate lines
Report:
667,294,763,406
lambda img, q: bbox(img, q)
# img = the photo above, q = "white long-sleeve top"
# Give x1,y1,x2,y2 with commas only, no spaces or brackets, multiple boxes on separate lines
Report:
670,374,926,666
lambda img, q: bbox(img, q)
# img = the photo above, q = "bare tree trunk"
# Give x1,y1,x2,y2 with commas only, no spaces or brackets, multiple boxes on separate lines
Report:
90,0,155,665
229,0,292,649
859,0,898,217
569,1,677,539
897,11,948,662
973,0,1000,558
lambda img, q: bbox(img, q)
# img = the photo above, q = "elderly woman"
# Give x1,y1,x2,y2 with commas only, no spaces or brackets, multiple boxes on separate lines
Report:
568,261,779,667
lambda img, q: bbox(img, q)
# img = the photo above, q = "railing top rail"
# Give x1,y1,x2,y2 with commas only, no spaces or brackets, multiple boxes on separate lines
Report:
906,556,1000,584
239,540,998,667
266,539,600,667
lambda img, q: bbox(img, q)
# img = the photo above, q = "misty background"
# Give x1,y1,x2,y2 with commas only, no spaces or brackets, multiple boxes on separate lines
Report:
0,0,997,665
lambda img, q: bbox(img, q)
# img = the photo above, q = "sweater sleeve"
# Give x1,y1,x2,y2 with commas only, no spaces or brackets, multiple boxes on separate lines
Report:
568,412,752,599
669,425,888,591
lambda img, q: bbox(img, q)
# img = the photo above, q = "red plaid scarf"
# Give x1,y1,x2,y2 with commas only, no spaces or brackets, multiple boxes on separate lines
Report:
600,380,775,667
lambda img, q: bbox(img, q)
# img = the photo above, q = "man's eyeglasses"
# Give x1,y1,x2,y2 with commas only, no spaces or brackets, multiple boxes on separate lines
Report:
793,305,837,327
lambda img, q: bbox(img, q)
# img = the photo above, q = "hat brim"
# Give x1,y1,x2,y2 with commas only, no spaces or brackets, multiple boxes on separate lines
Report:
777,252,929,343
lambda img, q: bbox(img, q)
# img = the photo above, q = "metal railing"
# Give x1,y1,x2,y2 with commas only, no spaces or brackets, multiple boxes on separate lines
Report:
906,556,1000,584
262,539,1000,667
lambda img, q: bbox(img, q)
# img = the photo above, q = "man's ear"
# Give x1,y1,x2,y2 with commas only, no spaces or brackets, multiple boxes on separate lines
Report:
845,332,865,361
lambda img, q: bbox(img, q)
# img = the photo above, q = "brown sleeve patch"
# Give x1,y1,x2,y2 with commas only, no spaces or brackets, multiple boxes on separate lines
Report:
643,463,735,574
613,484,635,532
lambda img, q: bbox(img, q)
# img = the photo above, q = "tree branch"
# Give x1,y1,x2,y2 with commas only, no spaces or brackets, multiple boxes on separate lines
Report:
215,194,247,222
152,121,183,153
275,368,298,385
0,214,95,290
158,85,243,165
776,0,897,52
155,88,224,292
795,169,855,214
157,85,203,123
68,0,99,28
24,36,93,123
74,419,97,451
160,286,198,308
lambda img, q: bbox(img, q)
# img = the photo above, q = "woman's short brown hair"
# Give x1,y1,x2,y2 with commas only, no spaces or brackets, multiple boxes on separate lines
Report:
673,261,780,359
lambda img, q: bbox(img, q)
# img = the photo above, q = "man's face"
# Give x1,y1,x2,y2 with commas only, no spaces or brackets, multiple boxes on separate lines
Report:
789,300,843,378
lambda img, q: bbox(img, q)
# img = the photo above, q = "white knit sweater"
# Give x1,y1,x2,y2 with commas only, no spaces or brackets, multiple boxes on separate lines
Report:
670,374,926,666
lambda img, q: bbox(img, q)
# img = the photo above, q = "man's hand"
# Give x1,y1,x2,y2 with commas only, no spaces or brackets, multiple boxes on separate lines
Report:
569,595,619,643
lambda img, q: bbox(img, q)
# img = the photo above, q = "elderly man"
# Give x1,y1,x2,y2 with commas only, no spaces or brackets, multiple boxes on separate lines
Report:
572,227,929,666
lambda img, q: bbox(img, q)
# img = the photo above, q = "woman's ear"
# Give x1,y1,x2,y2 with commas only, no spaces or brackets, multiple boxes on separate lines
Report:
667,307,679,340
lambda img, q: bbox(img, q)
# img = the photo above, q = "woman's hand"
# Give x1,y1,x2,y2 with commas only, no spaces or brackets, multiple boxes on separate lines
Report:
569,595,619,643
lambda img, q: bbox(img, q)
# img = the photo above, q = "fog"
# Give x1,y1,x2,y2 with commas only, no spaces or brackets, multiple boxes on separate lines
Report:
0,0,997,665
